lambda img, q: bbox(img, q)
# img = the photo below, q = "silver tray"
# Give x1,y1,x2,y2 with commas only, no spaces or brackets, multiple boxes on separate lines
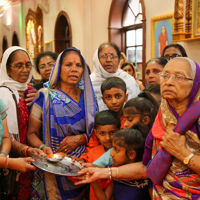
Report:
32,154,81,176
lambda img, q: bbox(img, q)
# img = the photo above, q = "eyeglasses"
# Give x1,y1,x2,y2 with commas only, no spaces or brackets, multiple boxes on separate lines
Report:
163,54,181,60
39,63,54,70
10,62,33,71
99,53,119,60
159,73,193,82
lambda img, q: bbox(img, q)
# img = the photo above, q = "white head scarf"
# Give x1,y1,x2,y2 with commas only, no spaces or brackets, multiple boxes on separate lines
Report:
90,49,140,111
0,46,33,137
0,46,33,91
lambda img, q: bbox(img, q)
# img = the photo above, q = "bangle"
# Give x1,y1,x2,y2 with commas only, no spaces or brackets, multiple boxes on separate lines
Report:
117,167,119,180
83,134,88,144
0,152,8,157
39,144,49,150
21,145,28,157
18,144,25,155
25,147,31,157
4,156,8,168
109,167,112,179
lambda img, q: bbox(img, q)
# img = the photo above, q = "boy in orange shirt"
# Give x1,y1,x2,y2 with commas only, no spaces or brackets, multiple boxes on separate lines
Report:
75,110,120,200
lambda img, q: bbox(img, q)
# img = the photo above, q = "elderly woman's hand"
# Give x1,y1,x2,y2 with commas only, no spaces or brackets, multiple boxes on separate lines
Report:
74,167,107,185
160,129,188,159
56,135,86,154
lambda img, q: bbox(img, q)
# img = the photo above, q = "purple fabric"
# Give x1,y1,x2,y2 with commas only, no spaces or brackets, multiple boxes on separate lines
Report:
142,129,154,166
146,100,200,185
145,59,200,185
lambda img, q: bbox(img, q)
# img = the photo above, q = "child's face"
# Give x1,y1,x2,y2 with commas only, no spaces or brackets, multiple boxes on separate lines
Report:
102,88,128,115
110,140,130,166
95,125,119,151
123,110,141,128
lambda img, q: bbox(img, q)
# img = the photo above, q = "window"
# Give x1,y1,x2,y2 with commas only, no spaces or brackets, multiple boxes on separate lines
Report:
108,0,146,83
123,0,143,80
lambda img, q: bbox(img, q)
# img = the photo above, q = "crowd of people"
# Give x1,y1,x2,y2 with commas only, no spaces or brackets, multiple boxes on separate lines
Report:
0,42,199,200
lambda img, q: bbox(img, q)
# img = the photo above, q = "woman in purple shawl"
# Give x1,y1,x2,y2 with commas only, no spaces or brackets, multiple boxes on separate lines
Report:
75,57,200,199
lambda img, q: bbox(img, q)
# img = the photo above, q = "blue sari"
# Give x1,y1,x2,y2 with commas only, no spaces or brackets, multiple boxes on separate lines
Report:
30,47,97,200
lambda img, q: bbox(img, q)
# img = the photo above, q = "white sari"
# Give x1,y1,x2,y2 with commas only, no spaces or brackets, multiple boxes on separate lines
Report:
90,49,140,111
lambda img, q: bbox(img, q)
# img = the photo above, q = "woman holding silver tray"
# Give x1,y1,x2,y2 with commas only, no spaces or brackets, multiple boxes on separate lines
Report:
27,47,97,200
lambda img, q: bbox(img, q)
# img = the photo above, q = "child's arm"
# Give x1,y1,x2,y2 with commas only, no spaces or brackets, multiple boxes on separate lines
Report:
91,180,113,200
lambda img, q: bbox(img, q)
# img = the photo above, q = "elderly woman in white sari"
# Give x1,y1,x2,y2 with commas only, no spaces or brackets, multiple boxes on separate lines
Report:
90,42,140,111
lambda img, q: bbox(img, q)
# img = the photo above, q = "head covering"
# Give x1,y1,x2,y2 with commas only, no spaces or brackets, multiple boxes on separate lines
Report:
90,49,140,111
0,46,33,91
44,47,96,136
0,46,33,137
159,57,200,134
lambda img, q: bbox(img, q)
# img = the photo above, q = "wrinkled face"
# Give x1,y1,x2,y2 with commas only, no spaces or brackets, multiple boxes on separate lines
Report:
99,46,120,73
123,109,141,128
95,125,119,151
160,59,193,106
145,61,164,85
7,50,31,83
163,47,182,61
122,65,134,77
110,140,130,166
60,52,84,86
38,56,55,81
102,88,128,115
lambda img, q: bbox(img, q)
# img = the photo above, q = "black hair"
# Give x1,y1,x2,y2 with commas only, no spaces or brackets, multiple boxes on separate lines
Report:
121,62,135,73
124,91,159,129
143,84,160,96
113,122,148,162
98,42,121,59
161,43,188,57
94,110,121,129
145,57,168,68
101,77,127,95
35,51,58,74
6,49,29,71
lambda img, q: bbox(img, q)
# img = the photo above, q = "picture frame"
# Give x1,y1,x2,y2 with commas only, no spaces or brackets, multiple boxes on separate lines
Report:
151,13,174,58
45,41,53,51
192,0,200,38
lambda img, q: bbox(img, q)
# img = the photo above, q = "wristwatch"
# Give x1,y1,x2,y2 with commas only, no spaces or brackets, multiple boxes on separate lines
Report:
183,153,194,165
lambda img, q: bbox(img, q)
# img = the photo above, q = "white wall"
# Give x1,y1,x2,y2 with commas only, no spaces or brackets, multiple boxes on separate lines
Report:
1,0,200,79
144,0,175,61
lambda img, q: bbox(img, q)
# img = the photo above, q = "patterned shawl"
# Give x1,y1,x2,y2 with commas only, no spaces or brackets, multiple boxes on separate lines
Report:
151,58,200,199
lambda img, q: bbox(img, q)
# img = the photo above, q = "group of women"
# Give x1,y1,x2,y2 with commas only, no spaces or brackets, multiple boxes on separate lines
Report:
0,42,199,200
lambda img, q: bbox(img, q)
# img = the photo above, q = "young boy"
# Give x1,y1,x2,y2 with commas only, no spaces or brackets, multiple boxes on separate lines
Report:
76,110,120,200
101,77,128,129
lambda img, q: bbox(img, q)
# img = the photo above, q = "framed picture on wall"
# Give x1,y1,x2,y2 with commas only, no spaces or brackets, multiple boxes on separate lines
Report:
45,41,53,51
192,0,200,38
151,13,174,58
